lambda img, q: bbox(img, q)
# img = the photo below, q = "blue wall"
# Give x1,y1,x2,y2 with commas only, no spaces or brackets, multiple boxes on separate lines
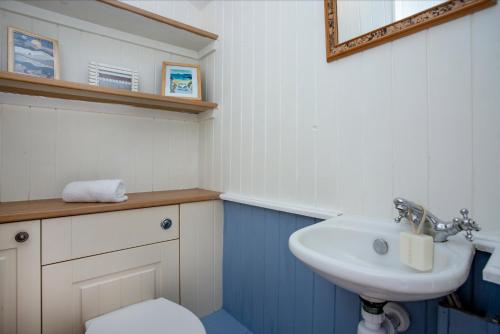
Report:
223,201,500,334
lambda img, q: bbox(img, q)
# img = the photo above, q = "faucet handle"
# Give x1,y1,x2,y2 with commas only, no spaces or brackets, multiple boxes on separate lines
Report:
393,198,409,223
465,230,474,242
460,208,469,220
454,208,480,241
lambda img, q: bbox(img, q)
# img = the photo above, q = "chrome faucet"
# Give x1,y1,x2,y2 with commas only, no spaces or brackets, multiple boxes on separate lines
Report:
393,198,480,242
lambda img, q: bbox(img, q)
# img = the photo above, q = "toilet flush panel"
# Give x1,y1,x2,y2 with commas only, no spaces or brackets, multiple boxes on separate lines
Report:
42,205,179,265
42,240,179,334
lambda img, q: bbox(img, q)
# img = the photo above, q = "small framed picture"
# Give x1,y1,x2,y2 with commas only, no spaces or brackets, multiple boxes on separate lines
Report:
88,62,139,92
161,62,201,100
8,27,60,79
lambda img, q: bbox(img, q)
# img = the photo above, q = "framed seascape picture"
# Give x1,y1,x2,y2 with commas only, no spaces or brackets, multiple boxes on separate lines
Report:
161,62,201,100
8,27,60,79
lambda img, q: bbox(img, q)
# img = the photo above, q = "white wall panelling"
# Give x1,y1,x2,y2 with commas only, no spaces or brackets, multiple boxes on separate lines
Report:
180,200,223,317
0,95,199,202
471,0,500,239
428,18,473,220
198,1,500,237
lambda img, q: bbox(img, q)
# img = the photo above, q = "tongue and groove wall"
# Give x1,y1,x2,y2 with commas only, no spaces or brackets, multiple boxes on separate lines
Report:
222,201,500,334
197,0,500,238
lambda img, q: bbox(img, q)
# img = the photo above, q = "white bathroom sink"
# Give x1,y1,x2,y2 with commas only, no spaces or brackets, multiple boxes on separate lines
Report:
289,215,475,302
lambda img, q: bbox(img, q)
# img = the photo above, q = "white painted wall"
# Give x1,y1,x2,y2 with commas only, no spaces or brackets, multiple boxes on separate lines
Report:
198,1,500,238
0,4,201,202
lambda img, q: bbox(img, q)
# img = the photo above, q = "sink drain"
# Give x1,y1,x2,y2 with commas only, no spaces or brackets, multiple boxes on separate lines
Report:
373,238,389,255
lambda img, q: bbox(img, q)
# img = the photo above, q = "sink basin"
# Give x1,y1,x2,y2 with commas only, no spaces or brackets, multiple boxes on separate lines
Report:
289,215,475,302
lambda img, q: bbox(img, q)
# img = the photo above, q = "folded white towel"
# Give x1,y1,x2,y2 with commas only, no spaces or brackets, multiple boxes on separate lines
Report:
62,179,128,203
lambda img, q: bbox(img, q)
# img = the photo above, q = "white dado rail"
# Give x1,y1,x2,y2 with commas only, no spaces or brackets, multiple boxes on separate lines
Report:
220,192,343,220
220,192,500,286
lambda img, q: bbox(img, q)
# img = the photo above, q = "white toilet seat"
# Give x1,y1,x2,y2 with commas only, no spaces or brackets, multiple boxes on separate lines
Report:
85,298,206,334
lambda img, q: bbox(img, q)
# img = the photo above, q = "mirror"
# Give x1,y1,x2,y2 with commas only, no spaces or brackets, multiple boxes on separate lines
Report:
324,0,496,62
337,0,448,43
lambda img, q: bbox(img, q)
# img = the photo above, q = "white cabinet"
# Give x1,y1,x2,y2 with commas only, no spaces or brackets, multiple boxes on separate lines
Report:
42,240,179,334
0,221,40,334
0,199,223,334
180,200,223,317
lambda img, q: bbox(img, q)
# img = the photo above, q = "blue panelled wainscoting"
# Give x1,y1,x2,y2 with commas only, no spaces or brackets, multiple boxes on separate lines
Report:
204,201,500,334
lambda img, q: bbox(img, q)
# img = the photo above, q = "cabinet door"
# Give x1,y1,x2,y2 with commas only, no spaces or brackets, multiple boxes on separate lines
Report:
180,200,223,317
0,221,41,334
42,240,179,334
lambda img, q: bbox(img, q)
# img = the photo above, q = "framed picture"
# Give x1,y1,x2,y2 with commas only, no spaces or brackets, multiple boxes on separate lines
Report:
88,62,139,92
161,62,201,100
8,27,60,79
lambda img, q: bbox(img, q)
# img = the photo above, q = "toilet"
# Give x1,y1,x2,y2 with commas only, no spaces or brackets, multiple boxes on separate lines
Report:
85,298,206,334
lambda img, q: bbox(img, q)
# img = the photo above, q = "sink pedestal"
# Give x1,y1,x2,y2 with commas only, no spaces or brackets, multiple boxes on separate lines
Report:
357,298,409,334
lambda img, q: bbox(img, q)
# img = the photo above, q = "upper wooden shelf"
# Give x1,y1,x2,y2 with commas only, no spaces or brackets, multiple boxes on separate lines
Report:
0,71,218,114
20,0,218,52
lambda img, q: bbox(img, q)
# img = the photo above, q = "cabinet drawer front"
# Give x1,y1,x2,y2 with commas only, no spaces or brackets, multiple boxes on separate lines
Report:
42,205,178,265
42,240,179,334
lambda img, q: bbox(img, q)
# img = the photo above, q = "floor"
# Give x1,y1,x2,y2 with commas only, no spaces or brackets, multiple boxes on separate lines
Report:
202,309,253,334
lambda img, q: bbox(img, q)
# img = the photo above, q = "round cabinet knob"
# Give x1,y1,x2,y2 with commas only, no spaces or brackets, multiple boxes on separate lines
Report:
15,231,29,243
160,218,173,230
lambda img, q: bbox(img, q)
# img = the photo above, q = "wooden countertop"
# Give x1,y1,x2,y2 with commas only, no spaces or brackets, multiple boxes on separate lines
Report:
0,188,220,224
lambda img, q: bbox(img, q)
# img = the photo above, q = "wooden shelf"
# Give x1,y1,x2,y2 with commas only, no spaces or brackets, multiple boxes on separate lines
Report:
0,72,218,114
99,0,218,41
21,0,218,52
0,188,221,224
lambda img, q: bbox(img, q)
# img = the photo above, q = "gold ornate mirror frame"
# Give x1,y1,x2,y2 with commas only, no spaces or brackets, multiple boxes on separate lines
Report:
324,0,496,62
